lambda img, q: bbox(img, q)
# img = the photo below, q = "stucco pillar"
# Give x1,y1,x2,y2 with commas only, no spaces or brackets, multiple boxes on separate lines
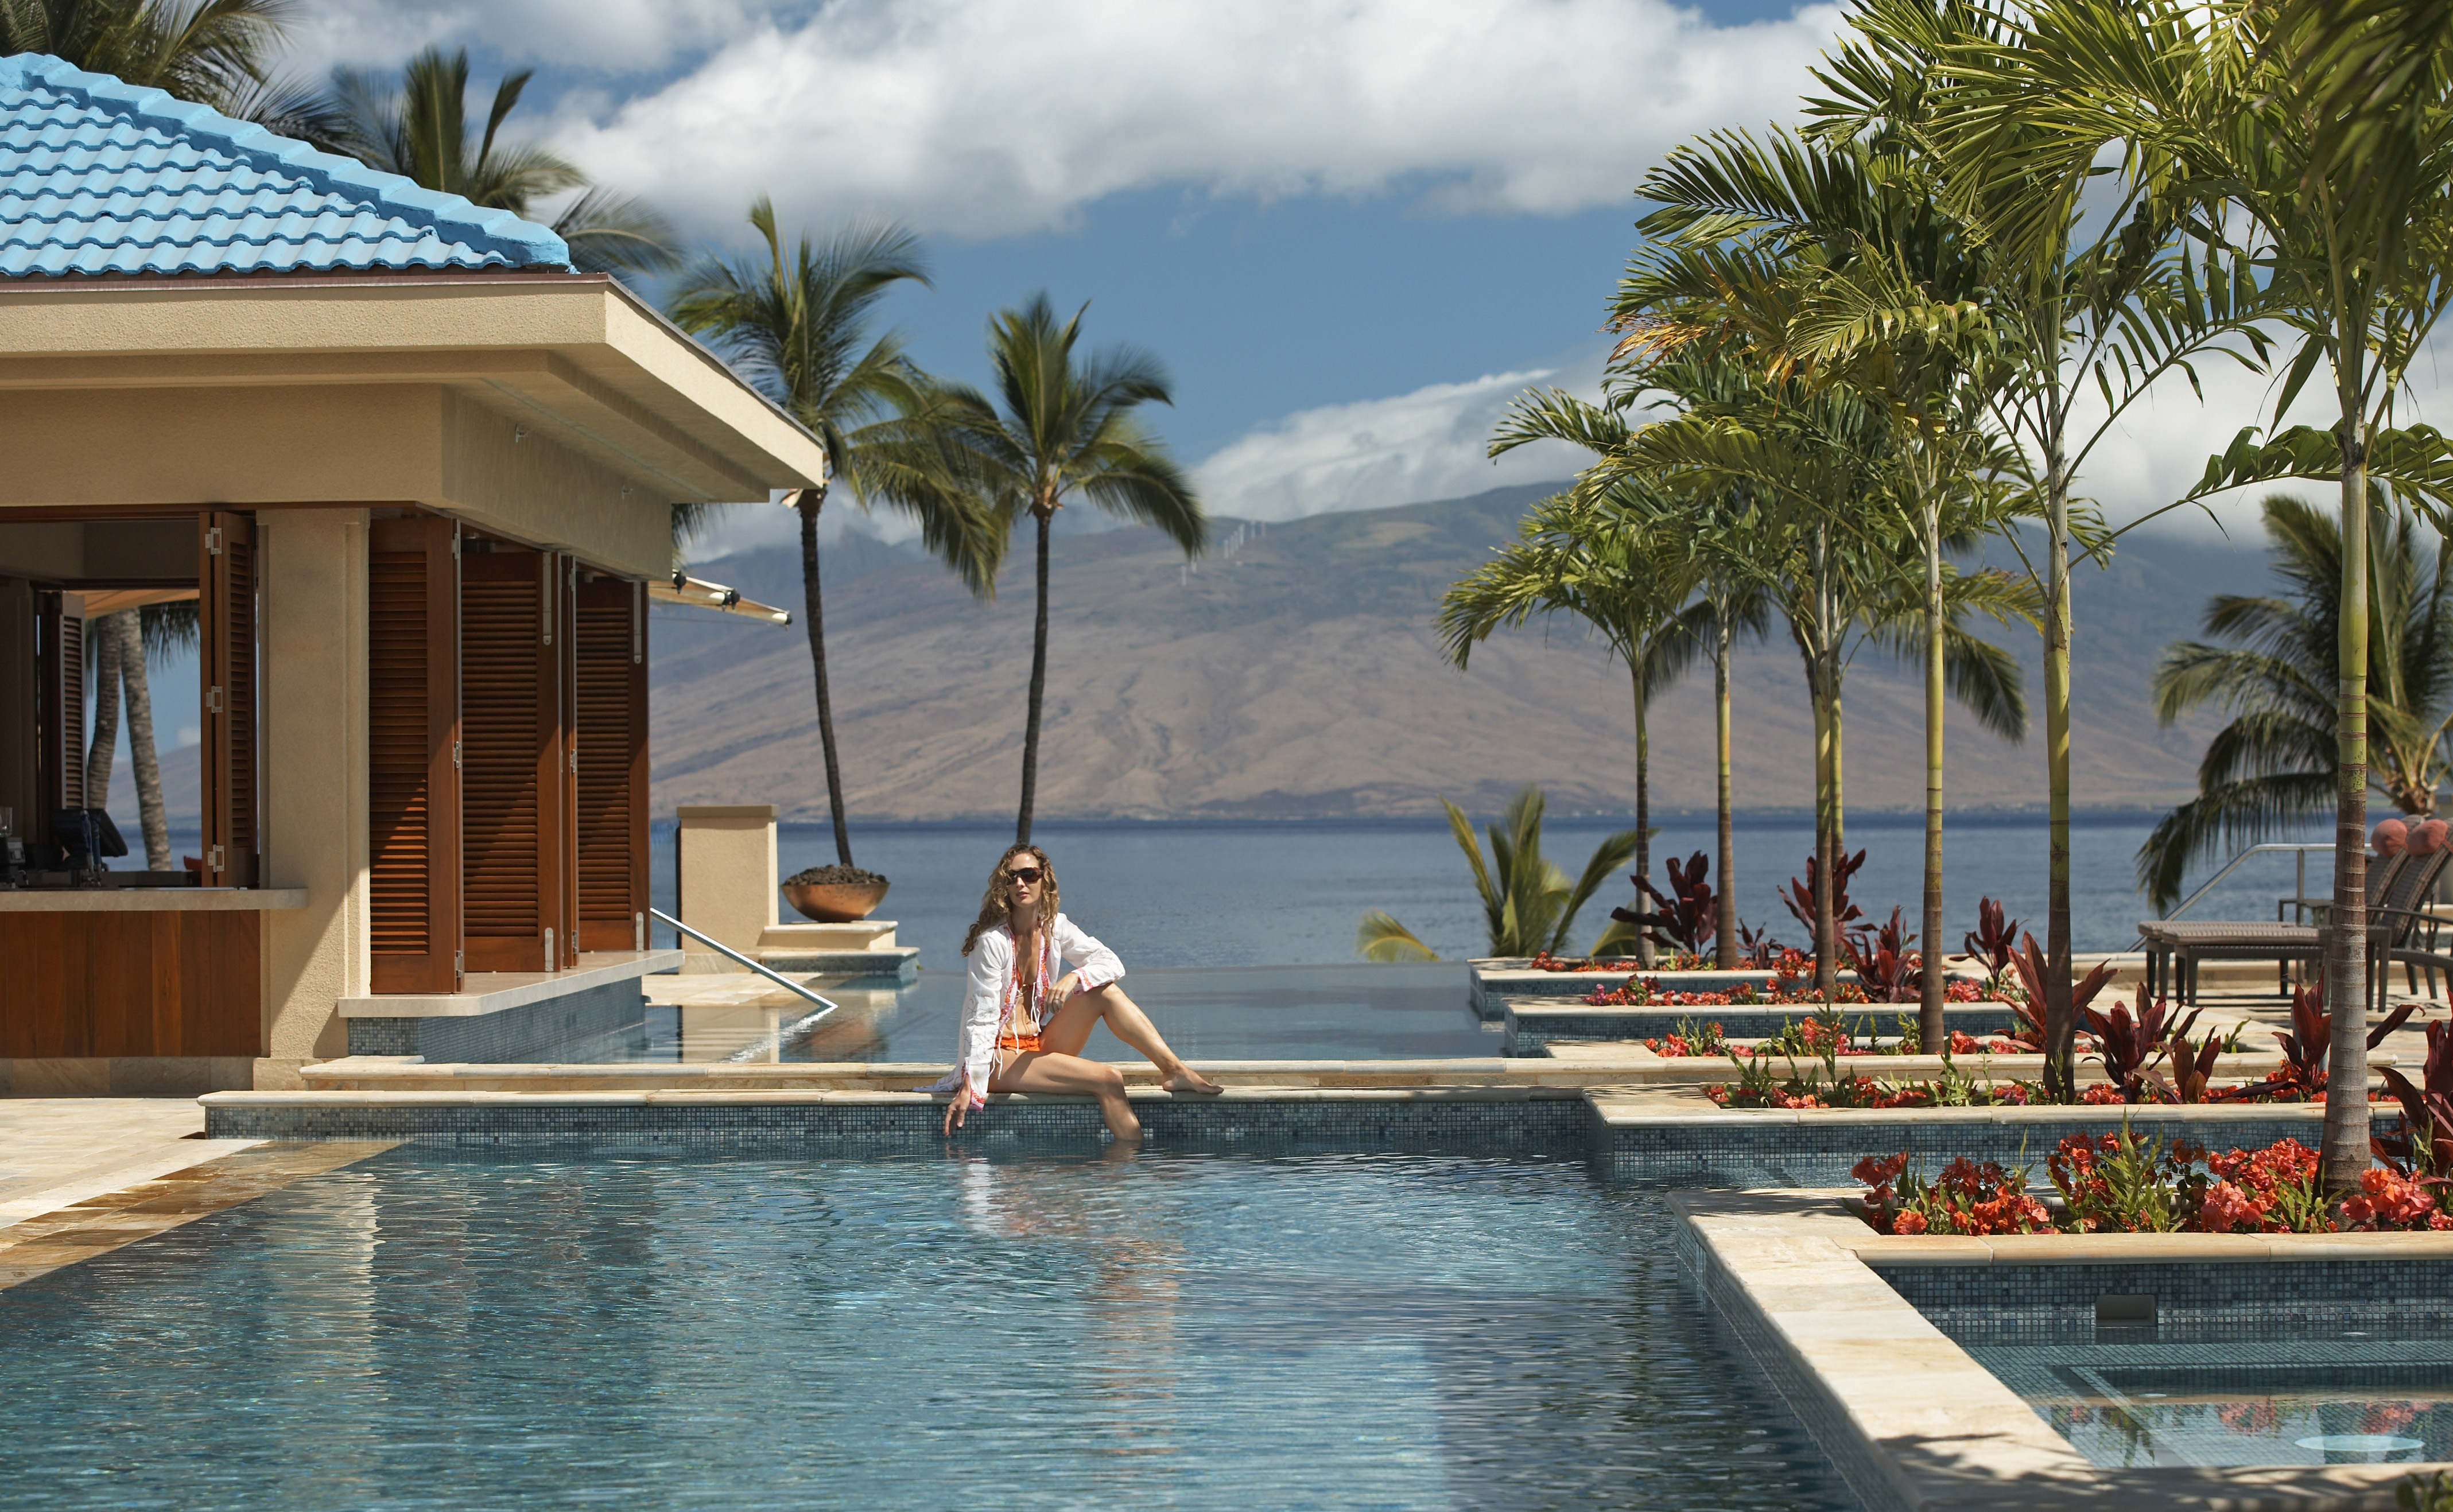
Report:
257,510,370,1078
676,804,777,973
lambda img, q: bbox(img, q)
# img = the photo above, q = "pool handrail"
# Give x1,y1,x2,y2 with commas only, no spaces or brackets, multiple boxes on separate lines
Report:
2160,842,2334,922
647,907,839,1019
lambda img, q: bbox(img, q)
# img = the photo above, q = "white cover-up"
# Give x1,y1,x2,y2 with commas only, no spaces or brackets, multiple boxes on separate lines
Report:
919,914,1125,1106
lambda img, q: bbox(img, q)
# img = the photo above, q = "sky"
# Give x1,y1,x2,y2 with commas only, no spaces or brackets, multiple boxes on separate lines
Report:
258,0,2425,560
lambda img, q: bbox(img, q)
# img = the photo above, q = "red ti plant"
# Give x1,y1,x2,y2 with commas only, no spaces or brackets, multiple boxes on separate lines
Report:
1779,848,1866,945
2084,985,2200,1103
2258,978,2416,1101
2374,1020,2453,1179
1735,919,1781,970
2003,932,2114,1052
1613,852,1717,956
2158,1021,2226,1105
1844,905,1922,1004
1962,897,2020,985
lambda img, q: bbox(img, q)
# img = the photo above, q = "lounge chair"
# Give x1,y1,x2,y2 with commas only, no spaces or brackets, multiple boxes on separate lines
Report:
2143,845,2450,1007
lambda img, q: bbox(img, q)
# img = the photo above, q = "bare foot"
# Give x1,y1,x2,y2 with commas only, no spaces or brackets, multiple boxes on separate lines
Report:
1163,1068,1225,1096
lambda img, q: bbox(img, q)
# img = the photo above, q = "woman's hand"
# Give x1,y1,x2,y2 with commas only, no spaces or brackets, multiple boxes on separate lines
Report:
1052,971,1084,1003
944,1075,973,1136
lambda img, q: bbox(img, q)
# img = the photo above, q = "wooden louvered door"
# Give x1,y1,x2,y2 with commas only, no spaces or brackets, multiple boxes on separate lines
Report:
199,512,257,888
573,576,647,952
459,545,572,972
368,516,461,993
36,590,84,826
552,555,579,968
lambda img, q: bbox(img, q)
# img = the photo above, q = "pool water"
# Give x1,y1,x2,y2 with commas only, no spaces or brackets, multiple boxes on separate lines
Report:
1971,1343,2453,1468
617,962,1500,1064
0,1149,1856,1510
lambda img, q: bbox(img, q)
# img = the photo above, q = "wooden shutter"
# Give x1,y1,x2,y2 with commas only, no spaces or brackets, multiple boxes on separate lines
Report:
553,555,578,967
368,517,461,993
199,513,257,888
459,545,570,971
36,590,83,820
574,576,647,952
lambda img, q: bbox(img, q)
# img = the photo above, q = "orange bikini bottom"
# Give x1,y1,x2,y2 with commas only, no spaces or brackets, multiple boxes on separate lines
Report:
997,1032,1045,1055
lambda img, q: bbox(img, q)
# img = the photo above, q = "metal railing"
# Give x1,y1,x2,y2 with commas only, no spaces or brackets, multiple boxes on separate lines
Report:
649,907,838,1019
2161,842,2334,922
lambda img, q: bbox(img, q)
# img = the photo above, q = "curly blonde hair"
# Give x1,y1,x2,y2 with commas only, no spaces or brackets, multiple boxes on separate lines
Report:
961,844,1060,956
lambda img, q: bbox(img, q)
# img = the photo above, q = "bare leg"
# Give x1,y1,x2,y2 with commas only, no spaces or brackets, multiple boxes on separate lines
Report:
989,1050,1143,1140
1042,984,1224,1094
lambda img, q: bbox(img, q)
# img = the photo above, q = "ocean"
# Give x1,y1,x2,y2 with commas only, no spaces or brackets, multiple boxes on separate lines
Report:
647,809,2334,973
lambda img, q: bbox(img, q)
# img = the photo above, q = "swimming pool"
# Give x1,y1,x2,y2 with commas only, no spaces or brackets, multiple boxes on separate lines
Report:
0,1149,1855,1510
1971,1339,2453,1468
622,962,1500,1064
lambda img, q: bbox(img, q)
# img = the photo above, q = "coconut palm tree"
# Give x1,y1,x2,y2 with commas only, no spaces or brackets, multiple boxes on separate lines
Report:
2140,493,2453,908
669,200,998,869
931,296,1207,842
0,0,301,109
328,47,676,275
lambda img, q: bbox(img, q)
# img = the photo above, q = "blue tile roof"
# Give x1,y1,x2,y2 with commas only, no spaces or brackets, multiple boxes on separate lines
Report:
0,52,572,278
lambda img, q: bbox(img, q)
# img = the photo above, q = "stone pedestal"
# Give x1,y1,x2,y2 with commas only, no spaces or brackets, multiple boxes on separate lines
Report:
676,804,777,973
758,921,919,981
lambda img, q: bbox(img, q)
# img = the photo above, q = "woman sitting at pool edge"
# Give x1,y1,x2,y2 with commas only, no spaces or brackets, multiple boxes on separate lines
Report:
931,845,1222,1139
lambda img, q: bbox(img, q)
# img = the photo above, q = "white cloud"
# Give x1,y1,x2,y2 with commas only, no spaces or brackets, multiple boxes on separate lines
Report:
292,0,1850,240
1192,355,1601,520
279,1,786,78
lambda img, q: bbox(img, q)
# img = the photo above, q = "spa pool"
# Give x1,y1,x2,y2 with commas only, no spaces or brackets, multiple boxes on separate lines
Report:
0,1148,1854,1510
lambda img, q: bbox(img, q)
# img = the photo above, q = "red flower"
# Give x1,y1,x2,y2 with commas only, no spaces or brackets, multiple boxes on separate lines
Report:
1892,1210,1928,1235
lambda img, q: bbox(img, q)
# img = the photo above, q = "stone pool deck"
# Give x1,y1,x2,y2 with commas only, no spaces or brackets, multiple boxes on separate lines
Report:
1675,1187,2452,1510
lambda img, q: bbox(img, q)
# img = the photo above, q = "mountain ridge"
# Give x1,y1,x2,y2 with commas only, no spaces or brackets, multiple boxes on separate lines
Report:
649,483,2276,822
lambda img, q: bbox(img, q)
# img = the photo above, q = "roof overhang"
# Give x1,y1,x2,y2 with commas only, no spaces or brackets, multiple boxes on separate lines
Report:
0,271,824,503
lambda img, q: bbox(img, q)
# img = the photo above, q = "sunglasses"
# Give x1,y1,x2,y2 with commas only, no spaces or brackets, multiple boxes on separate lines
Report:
1008,867,1043,884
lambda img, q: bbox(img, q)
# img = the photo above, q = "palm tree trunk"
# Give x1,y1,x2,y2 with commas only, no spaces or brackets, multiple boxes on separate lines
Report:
1017,507,1054,845
797,487,855,868
1632,659,1652,969
122,615,168,870
86,611,124,809
1920,499,1947,1052
2324,415,2373,1195
1714,598,1737,970
1812,526,1839,997
2044,423,2078,1102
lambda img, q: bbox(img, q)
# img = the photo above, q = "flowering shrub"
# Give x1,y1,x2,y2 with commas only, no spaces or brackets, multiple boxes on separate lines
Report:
1854,1127,2453,1236
1583,977,1865,1008
1640,1019,1729,1058
1852,1152,2054,1236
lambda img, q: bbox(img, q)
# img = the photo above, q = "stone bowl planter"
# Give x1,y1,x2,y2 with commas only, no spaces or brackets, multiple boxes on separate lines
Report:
782,877,890,923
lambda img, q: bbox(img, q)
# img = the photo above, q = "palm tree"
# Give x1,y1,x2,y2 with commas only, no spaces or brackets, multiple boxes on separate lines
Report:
1819,0,2262,1101
328,47,676,275
669,200,998,869
1357,788,1641,961
1475,391,1710,959
0,0,306,113
2140,493,2453,907
1618,120,2032,1048
1965,0,2453,1189
933,296,1206,842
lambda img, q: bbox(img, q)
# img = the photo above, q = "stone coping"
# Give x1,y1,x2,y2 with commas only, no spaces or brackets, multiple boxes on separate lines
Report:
1673,1187,2442,1510
293,1055,1661,1092
336,949,683,1017
0,887,306,911
216,1083,1592,1110
1843,1226,2453,1266
1590,1089,2342,1126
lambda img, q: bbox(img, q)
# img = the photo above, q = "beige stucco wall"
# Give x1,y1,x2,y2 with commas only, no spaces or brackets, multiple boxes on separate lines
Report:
437,388,670,577
676,805,778,973
257,510,370,1066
